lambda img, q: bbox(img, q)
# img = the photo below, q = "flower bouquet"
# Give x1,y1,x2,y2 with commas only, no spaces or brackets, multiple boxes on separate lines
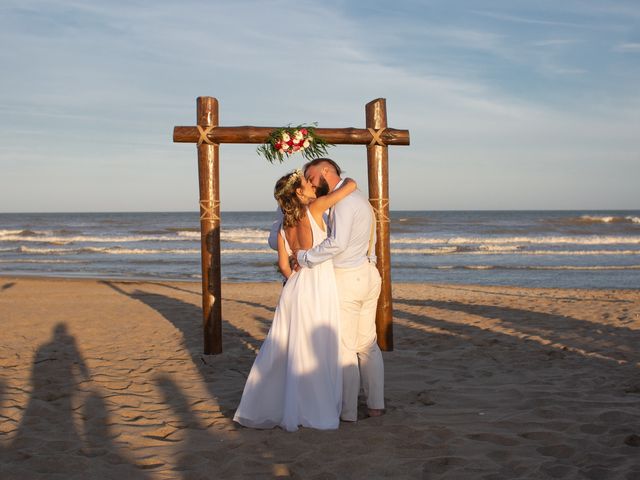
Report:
257,124,333,163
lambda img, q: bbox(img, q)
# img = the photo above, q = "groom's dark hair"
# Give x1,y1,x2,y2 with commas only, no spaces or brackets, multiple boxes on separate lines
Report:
303,158,342,176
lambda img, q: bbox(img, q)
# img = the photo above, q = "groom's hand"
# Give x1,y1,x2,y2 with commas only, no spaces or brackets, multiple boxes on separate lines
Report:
289,252,301,272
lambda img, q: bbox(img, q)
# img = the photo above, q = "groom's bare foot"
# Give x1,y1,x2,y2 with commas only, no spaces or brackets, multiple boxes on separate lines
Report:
367,408,384,418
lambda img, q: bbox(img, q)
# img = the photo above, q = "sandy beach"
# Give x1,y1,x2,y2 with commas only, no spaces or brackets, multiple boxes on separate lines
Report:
0,276,639,479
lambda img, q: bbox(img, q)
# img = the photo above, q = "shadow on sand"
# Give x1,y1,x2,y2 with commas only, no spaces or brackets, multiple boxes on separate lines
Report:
0,323,152,479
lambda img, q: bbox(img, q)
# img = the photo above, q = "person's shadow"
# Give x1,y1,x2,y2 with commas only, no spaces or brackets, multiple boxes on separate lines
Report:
11,323,89,454
2,323,152,478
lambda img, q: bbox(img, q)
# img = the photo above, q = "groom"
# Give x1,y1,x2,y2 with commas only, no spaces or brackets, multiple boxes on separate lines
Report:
296,158,385,421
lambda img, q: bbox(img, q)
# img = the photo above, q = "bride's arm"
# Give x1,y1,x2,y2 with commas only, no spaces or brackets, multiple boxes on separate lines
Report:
277,231,292,279
309,178,356,217
278,227,300,278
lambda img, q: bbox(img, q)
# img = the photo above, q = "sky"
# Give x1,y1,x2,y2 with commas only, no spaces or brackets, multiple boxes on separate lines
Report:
1,0,639,212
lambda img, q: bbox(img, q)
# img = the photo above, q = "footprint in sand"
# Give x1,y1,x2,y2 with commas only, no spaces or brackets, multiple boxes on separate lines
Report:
466,433,520,447
536,444,575,459
580,424,607,435
519,431,559,442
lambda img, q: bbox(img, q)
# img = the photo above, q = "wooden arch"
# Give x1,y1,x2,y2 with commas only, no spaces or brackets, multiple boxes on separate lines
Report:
173,97,410,354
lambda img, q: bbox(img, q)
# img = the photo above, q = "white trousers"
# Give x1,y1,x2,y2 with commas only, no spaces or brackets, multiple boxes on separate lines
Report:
334,261,384,421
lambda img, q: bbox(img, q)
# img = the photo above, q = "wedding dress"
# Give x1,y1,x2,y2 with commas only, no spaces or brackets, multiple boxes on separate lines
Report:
233,209,342,431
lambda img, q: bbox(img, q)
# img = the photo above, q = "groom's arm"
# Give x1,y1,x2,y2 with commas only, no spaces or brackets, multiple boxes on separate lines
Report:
267,207,284,251
296,205,353,268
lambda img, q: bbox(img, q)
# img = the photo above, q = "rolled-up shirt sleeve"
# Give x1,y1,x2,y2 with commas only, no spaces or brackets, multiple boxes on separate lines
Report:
297,205,352,268
268,208,284,251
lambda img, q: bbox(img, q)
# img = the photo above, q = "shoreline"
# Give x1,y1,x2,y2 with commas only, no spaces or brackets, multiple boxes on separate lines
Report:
2,272,639,291
1,276,639,478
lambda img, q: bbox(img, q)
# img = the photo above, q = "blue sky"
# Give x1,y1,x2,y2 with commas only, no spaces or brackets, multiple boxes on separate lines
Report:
1,0,639,212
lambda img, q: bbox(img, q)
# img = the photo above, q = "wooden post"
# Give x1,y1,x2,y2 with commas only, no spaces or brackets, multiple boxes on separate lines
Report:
196,97,222,354
366,98,393,351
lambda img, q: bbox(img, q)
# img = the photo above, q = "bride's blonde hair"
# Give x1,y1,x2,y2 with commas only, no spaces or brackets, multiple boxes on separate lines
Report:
274,170,305,228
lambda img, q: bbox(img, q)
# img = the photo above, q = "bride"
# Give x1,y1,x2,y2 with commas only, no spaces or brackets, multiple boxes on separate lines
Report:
233,169,356,431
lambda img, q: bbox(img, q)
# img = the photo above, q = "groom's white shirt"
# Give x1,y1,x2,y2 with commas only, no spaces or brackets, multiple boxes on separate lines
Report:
297,179,376,269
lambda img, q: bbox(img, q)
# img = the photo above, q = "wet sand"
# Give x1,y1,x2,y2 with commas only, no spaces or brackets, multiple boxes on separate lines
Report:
0,276,639,479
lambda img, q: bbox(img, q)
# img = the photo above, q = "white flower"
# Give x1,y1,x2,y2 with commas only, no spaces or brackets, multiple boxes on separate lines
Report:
302,140,310,148
294,130,304,141
281,132,290,142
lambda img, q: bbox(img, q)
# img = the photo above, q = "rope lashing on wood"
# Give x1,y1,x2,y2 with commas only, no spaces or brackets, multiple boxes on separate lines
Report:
367,127,387,147
369,197,390,224
199,199,221,222
197,125,218,146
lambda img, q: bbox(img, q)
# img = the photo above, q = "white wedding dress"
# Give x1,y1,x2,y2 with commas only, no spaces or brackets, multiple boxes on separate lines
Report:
233,209,342,431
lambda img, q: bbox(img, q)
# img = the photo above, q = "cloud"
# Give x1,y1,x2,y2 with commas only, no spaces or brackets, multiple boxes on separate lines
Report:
613,42,640,52
1,0,639,211
471,10,597,29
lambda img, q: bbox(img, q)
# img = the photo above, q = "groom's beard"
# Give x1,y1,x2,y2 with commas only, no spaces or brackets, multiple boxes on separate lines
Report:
315,177,330,197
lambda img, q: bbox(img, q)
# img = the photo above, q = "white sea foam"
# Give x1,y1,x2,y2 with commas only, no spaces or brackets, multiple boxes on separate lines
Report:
0,259,83,264
428,264,640,271
16,245,272,256
0,227,271,245
15,244,640,257
579,214,640,224
221,248,272,254
2,234,185,243
391,235,640,246
580,215,616,223
390,247,640,256
527,265,640,270
18,246,200,255
176,231,201,239
391,247,459,255
221,228,270,243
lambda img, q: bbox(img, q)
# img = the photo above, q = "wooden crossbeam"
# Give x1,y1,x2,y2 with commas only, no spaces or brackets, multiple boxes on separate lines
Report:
173,126,409,146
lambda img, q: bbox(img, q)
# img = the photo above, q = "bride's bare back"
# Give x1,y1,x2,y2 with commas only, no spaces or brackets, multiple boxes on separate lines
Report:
278,178,357,278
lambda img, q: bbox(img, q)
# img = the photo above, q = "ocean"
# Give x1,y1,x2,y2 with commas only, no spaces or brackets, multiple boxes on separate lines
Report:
0,211,639,289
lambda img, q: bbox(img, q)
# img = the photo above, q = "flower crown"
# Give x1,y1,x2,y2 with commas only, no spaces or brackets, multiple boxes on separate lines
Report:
276,169,303,197
284,169,303,189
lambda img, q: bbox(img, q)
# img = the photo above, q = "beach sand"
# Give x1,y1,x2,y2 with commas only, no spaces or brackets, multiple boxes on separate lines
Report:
0,276,639,479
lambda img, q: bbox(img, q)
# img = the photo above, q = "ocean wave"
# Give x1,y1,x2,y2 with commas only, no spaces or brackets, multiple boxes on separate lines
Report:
1,234,187,244
430,265,640,271
0,229,48,237
0,227,271,245
221,248,272,254
15,245,272,256
18,246,201,255
391,248,640,256
176,231,201,239
221,228,270,243
391,235,640,246
0,259,85,264
578,215,640,224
